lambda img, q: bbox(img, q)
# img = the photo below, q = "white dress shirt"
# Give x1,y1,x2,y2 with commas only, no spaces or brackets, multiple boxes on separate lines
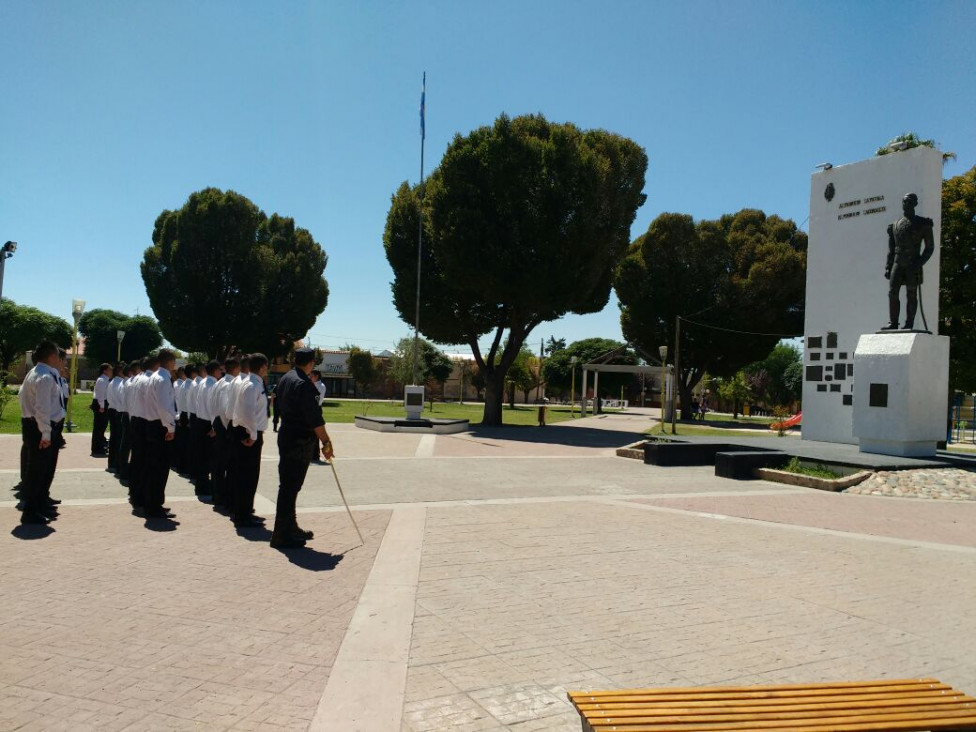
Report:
173,377,186,414
187,376,202,416
211,374,235,426
94,374,110,409
131,372,152,420
196,375,218,422
117,377,129,414
314,380,325,406
21,363,67,441
146,367,178,432
233,373,268,440
108,375,123,410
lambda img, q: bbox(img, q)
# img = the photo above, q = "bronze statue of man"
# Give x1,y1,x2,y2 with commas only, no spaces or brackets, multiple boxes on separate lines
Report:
882,193,934,330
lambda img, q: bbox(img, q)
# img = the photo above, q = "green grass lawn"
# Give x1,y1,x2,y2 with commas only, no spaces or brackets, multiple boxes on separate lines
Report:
645,422,775,438
0,396,588,433
1,391,95,434
702,412,776,425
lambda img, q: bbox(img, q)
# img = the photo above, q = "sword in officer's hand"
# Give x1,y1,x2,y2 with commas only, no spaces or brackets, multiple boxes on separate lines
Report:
326,451,365,546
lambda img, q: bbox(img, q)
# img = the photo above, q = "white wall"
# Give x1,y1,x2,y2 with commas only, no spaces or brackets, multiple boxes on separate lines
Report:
801,147,943,444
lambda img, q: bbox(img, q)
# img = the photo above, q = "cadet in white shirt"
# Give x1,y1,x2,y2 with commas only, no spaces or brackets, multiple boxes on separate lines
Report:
106,364,124,471
19,340,67,524
116,363,137,480
192,360,222,496
232,354,269,527
144,350,178,518
91,363,112,456
175,364,196,475
169,366,186,471
127,356,158,508
210,357,240,509
187,364,206,489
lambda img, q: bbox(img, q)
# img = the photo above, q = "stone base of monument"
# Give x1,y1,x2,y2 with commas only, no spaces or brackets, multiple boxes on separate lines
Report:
354,415,470,434
852,331,949,458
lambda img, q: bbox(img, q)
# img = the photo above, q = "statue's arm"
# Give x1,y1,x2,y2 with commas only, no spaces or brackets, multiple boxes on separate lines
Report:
885,224,894,274
919,219,935,266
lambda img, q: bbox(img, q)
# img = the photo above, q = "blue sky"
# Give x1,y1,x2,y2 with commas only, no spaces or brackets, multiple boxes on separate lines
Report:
2,1,974,356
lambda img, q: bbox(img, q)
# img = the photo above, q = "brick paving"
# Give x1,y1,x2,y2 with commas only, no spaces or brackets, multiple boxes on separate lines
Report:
2,412,975,731
0,502,389,731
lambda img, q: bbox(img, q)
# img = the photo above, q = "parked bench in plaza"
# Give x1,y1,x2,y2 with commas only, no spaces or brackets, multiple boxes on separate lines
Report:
568,678,976,731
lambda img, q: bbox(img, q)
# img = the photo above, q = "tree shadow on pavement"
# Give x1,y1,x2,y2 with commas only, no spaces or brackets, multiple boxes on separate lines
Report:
467,423,645,449
11,524,55,540
274,547,345,572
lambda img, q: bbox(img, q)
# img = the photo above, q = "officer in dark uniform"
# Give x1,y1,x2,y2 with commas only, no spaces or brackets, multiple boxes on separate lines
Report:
883,192,934,331
271,348,333,548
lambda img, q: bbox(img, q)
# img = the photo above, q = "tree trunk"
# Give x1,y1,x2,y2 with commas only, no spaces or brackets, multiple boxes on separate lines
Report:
679,383,694,420
482,371,505,426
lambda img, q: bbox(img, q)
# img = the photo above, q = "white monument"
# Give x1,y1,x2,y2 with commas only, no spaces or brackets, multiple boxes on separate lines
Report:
801,146,943,444
403,385,425,420
852,332,949,457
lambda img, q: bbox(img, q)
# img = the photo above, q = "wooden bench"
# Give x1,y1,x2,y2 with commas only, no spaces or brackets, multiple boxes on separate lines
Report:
568,678,976,731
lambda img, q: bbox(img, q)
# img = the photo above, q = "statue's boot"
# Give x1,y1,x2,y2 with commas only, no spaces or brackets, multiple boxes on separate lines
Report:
884,292,901,330
903,291,918,331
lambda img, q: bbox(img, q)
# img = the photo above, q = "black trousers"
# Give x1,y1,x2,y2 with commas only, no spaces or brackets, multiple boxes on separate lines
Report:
191,417,213,493
212,419,229,505
107,409,121,465
144,420,172,512
274,431,316,535
91,403,109,454
225,421,240,500
128,416,148,505
174,412,189,472
19,417,31,488
22,419,63,514
117,413,131,477
234,431,262,519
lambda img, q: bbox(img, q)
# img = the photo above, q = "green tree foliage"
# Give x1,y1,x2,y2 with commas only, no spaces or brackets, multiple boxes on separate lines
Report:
384,114,647,425
545,337,566,356
876,132,956,165
717,371,751,419
615,209,806,418
0,299,73,371
746,343,802,408
78,309,163,366
347,347,378,397
506,346,537,404
542,338,638,397
941,164,976,392
388,337,454,389
142,188,329,359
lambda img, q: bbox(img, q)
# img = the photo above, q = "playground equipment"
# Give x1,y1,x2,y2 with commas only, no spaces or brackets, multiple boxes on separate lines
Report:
770,412,802,431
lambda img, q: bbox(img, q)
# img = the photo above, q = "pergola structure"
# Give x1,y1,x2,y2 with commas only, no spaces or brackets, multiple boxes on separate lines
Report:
578,344,672,417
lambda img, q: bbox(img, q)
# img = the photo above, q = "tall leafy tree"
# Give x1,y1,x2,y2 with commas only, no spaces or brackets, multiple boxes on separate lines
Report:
941,164,976,392
746,342,802,408
384,113,647,425
346,347,378,397
615,210,806,418
142,188,329,358
388,336,453,389
0,299,73,371
542,338,637,397
78,309,163,366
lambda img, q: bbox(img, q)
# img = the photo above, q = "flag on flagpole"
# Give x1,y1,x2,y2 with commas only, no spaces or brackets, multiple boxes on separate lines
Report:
420,72,426,140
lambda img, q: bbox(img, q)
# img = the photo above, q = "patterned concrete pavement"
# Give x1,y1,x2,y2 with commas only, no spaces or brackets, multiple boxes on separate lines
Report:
1,412,974,730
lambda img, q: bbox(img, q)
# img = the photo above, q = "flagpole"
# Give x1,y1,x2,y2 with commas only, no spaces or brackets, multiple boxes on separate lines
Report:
412,71,426,386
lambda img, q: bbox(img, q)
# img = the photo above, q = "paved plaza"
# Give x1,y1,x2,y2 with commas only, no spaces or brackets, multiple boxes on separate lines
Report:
1,411,975,730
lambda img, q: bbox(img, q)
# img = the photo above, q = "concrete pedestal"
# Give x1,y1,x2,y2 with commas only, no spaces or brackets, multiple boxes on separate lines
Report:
403,385,425,420
852,332,949,457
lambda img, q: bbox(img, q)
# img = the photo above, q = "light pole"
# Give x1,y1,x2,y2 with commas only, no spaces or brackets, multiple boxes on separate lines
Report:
0,241,17,301
116,329,126,362
658,345,668,435
570,356,578,417
66,298,86,433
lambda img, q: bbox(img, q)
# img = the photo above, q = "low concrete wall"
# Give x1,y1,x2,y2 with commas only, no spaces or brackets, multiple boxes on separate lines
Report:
755,467,873,492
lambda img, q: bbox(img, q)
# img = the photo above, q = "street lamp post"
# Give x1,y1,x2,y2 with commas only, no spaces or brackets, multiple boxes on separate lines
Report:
116,330,126,362
570,356,578,418
658,345,668,435
66,298,86,433
0,241,17,301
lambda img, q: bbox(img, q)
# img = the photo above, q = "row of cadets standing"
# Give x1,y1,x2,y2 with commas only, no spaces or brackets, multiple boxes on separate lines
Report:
17,341,68,525
173,363,196,474
189,361,222,496
90,363,111,457
143,350,178,517
106,363,125,468
125,355,158,509
210,357,240,509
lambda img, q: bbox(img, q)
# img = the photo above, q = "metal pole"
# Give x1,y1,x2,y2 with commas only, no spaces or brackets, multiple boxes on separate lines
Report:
671,316,680,435
328,458,365,546
570,365,576,418
0,253,6,302
67,317,80,433
661,359,666,434
581,369,587,417
412,72,426,387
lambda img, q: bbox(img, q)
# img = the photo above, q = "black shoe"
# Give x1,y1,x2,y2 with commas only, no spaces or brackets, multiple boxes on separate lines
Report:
21,511,50,525
144,508,175,518
293,526,314,540
233,516,262,528
270,534,306,549
106,467,117,474
46,498,62,506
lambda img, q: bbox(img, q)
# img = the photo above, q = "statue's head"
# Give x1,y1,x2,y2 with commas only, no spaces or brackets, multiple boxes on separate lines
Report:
902,193,918,214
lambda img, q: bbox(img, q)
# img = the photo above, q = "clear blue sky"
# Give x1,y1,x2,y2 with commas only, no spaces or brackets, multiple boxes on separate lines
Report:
3,1,974,356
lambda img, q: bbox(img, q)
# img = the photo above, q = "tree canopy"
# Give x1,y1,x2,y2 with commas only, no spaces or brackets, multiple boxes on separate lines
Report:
0,299,73,371
875,131,956,164
384,113,647,425
745,342,802,408
142,188,329,359
941,164,976,392
388,336,454,389
542,338,638,397
615,209,806,418
78,309,163,366
346,347,379,397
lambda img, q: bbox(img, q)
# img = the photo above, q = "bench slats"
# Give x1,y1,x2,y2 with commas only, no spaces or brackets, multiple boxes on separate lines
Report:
569,679,976,732
576,691,966,712
581,695,971,717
